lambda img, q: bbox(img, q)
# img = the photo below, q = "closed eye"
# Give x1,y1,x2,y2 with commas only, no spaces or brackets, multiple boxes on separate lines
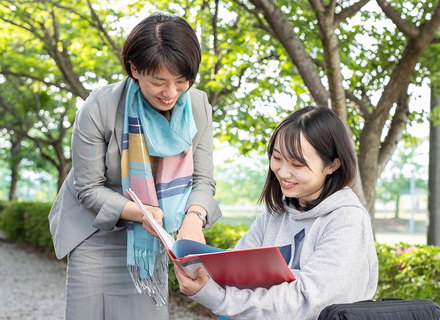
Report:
289,159,305,167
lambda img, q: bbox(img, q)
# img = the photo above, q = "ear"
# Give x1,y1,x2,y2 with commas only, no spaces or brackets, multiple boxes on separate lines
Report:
129,62,139,80
327,158,341,175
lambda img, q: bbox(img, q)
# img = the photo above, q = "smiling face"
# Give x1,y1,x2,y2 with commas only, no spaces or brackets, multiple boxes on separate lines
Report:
270,133,340,207
130,63,190,112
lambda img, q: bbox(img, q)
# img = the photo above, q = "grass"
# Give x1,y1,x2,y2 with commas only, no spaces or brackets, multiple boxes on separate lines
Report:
217,210,258,226
375,232,427,245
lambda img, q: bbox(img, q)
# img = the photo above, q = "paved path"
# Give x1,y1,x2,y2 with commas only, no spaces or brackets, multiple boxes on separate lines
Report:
0,239,215,320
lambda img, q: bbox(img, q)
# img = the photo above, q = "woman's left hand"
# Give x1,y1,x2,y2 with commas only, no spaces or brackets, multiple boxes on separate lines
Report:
174,262,210,296
177,206,207,243
177,212,206,243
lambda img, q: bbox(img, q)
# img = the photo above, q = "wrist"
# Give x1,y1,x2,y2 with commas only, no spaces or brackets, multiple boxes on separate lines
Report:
186,210,207,227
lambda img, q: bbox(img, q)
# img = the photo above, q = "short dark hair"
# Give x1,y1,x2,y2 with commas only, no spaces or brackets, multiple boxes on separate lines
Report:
259,106,357,214
122,12,201,87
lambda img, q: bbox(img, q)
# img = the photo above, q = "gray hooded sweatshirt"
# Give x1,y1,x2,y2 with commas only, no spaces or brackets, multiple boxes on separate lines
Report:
190,187,378,319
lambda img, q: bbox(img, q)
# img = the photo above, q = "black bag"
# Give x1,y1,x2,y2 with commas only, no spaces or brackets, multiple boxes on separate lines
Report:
318,297,440,320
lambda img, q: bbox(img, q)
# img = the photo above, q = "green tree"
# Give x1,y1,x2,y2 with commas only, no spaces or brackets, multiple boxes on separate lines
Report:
0,75,75,192
0,0,127,99
1,0,439,220
0,0,143,192
239,0,439,217
145,0,440,219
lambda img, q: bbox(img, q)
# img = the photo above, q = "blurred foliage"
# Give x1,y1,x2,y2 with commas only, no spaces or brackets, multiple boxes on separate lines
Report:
375,242,440,306
214,156,268,206
0,201,54,254
376,140,428,218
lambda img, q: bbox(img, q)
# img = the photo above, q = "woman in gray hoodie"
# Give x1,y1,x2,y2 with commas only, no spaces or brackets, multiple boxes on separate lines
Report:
175,106,379,320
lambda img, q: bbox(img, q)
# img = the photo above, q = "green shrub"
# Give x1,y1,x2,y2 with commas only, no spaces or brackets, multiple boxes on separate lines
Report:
204,222,249,249
375,242,440,306
0,199,8,216
0,201,27,240
0,201,54,254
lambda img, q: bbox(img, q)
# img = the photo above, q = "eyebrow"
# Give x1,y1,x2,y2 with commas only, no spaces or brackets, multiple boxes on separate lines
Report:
151,75,186,81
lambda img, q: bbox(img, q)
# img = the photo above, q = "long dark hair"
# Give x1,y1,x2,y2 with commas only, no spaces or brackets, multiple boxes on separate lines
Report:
122,12,201,87
259,106,357,213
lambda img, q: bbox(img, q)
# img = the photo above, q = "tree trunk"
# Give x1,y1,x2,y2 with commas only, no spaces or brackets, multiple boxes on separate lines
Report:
52,141,72,191
57,162,72,192
8,135,24,201
428,83,440,246
394,195,400,219
9,163,19,201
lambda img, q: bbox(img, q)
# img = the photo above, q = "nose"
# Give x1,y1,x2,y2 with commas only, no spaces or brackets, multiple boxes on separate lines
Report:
162,83,178,98
277,161,292,179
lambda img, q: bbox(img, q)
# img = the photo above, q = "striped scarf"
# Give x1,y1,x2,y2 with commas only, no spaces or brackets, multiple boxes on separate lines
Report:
122,80,197,306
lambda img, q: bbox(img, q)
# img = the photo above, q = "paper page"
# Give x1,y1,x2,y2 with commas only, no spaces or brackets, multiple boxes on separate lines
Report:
127,188,175,251
172,239,225,259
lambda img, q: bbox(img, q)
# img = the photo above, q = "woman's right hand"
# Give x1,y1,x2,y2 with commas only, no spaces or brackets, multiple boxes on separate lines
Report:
121,201,164,238
141,205,164,238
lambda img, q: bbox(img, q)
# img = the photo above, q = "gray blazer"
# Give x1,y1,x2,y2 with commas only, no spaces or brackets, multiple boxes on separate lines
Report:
49,78,222,259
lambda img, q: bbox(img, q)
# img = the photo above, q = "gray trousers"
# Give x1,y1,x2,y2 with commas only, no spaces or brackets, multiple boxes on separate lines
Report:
65,228,169,320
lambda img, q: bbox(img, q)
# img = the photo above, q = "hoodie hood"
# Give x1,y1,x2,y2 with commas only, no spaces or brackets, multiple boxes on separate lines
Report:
284,187,367,221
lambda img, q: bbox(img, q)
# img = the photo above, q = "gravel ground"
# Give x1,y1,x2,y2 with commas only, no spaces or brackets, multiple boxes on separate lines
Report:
0,238,216,320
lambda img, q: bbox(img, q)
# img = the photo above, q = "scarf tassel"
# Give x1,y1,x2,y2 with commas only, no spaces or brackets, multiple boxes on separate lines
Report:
127,247,170,306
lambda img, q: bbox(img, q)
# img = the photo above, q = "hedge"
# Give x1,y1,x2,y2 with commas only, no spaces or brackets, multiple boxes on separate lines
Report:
0,201,55,254
0,200,439,305
375,242,440,303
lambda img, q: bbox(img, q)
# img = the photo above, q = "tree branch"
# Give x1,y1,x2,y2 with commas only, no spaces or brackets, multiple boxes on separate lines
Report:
378,82,410,175
86,0,122,59
345,90,371,119
421,0,440,36
33,0,122,59
232,0,276,38
49,3,60,42
0,70,68,92
212,0,221,75
335,0,371,25
249,0,329,105
0,16,33,33
375,0,419,38
308,0,325,13
30,89,57,141
327,0,337,16
372,1,440,128
32,141,58,168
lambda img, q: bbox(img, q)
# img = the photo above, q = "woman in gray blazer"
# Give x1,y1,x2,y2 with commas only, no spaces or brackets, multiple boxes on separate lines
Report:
49,12,221,319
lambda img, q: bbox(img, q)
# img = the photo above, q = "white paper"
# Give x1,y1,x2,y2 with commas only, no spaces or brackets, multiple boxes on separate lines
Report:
127,188,175,250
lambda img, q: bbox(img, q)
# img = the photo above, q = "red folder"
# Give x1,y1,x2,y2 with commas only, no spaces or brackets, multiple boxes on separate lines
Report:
176,244,296,289
127,188,296,289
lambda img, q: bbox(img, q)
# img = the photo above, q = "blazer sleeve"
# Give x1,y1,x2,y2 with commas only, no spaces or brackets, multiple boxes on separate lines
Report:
186,89,222,229
71,87,129,231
